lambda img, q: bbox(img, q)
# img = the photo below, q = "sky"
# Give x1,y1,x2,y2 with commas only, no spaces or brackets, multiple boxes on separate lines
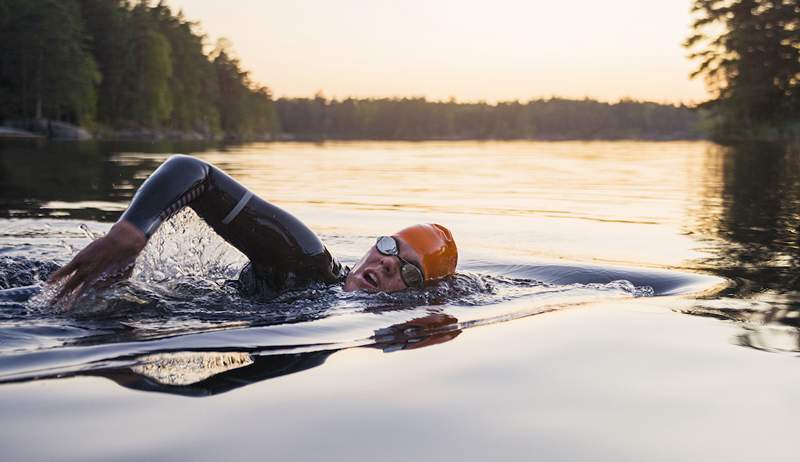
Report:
167,0,708,104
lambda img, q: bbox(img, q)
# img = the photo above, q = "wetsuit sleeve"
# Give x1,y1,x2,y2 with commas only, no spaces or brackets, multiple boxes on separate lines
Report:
119,155,341,285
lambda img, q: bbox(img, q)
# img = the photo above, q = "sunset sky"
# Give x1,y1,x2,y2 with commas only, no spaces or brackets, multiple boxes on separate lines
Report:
167,0,708,104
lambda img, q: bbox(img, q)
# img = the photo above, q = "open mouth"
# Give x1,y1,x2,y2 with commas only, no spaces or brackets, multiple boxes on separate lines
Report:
363,270,378,289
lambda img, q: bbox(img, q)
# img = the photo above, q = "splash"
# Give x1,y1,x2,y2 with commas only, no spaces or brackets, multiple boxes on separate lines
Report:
17,210,655,322
133,209,245,286
0,212,673,380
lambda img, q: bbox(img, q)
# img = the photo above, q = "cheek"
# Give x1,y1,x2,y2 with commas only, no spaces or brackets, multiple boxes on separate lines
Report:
350,253,371,273
381,273,408,293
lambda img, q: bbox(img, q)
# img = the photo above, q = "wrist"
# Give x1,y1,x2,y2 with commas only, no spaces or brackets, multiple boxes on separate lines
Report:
109,220,147,251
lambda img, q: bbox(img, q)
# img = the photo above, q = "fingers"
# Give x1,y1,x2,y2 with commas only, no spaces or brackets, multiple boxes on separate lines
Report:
49,251,92,301
48,240,97,283
56,269,89,299
46,231,144,307
48,242,100,298
57,281,86,311
54,257,132,303
56,265,93,301
48,257,80,283
52,255,93,299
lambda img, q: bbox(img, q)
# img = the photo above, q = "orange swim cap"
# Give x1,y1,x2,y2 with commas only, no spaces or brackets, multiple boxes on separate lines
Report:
394,224,458,282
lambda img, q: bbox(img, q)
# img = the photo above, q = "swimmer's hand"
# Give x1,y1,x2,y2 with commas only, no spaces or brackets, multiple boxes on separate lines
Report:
48,220,146,303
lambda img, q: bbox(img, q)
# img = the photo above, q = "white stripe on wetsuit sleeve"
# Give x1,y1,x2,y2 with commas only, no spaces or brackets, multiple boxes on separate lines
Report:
222,191,253,224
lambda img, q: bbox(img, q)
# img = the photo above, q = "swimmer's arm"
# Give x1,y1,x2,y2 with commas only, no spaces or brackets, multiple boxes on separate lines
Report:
48,155,207,301
119,154,211,238
49,154,328,300
115,154,326,265
48,220,146,299
49,155,205,301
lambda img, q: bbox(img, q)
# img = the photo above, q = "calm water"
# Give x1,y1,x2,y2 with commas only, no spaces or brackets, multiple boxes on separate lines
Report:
1,139,799,461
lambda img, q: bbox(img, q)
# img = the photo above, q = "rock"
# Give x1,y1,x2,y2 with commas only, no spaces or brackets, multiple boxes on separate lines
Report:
47,120,92,140
0,126,42,139
5,119,92,140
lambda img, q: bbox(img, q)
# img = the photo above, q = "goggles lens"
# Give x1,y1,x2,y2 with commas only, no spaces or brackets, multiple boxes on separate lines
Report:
400,263,424,288
376,235,398,255
376,236,424,289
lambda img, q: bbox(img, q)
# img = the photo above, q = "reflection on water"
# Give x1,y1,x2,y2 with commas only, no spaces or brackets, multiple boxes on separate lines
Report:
0,139,726,265
131,352,255,386
684,142,800,353
1,138,800,398
0,237,673,392
97,350,336,397
697,143,800,292
0,140,211,221
0,312,463,397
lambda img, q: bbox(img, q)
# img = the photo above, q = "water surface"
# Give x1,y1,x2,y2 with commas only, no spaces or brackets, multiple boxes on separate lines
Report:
1,140,798,461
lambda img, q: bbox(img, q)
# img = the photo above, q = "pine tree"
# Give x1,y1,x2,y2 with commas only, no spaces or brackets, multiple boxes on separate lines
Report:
0,0,99,123
685,0,800,139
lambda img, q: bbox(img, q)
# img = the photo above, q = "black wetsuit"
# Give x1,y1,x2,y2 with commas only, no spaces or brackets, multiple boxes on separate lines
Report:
120,155,346,299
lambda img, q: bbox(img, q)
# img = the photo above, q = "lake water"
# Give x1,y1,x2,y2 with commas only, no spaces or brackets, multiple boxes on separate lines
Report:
1,139,799,461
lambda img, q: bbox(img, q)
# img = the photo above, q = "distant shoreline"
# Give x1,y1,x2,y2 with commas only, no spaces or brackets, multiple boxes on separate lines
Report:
0,129,706,142
0,121,707,143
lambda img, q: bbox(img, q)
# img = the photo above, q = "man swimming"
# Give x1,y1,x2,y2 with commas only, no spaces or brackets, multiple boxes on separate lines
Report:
47,155,458,301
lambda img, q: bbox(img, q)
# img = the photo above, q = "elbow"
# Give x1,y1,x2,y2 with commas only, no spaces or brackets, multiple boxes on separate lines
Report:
164,154,208,169
161,154,210,179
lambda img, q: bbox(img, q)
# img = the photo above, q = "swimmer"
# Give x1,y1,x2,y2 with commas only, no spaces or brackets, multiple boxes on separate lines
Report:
47,155,458,302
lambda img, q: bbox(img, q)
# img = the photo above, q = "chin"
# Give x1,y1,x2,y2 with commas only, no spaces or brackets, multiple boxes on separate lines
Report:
343,275,362,292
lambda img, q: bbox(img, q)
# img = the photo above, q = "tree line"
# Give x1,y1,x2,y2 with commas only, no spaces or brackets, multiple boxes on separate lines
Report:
686,0,799,141
0,0,702,140
0,0,279,138
275,96,700,140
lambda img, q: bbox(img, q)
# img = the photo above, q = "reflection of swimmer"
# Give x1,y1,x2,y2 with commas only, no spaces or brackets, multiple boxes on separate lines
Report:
0,313,462,397
373,313,461,351
98,350,338,397
45,155,458,303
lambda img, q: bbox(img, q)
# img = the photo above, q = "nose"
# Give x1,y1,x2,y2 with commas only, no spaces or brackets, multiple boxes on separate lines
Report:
378,255,397,274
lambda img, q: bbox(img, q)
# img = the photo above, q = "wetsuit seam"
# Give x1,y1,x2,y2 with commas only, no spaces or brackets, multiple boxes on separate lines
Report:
155,181,207,230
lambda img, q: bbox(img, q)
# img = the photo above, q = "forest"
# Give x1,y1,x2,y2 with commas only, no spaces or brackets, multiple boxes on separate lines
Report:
0,0,279,139
0,0,701,140
275,96,700,140
686,0,800,141
1,0,795,141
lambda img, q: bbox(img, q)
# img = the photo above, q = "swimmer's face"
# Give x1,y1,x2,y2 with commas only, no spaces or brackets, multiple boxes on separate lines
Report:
344,238,422,293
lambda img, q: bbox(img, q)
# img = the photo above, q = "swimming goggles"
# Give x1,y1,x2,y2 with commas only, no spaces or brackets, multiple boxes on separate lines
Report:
376,236,425,289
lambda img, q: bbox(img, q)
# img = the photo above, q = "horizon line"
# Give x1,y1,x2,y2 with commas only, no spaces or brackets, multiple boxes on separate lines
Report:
271,92,705,107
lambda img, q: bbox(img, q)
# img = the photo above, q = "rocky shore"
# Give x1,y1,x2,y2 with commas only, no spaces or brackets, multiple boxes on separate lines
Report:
1,119,91,140
0,126,42,139
0,119,279,142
